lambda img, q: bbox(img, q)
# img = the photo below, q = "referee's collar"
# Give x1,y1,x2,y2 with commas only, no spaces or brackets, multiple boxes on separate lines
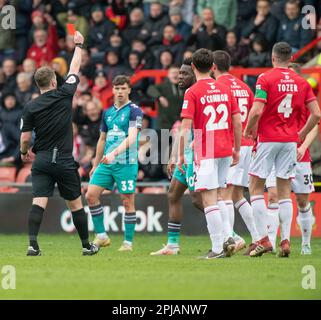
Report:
113,101,131,111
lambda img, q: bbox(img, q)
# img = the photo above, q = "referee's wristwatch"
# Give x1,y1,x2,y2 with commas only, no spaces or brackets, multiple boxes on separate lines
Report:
75,43,84,49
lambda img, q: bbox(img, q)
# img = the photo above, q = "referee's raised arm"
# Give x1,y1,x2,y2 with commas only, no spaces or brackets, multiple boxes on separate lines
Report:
68,31,85,76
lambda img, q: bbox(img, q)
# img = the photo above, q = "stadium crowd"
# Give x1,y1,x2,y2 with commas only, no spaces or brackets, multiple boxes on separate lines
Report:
0,0,320,183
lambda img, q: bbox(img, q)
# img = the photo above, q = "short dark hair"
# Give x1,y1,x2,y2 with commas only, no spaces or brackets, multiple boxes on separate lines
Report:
112,75,131,87
192,48,214,73
34,67,56,89
212,50,231,72
286,0,299,7
272,42,292,63
182,57,192,66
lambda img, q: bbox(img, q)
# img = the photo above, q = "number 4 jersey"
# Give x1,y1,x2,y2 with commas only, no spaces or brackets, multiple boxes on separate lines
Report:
181,78,240,161
254,67,316,143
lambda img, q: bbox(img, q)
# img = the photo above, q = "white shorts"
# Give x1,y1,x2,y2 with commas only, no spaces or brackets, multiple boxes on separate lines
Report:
194,157,232,191
265,162,314,194
249,142,296,180
227,146,252,187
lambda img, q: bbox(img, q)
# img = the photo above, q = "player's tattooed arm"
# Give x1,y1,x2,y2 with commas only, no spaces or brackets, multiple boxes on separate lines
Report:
299,100,321,142
20,131,32,162
244,101,265,139
297,125,319,161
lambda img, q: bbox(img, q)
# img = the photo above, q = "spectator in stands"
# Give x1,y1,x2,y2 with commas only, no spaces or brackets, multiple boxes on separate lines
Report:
187,8,226,51
226,31,249,66
242,0,279,47
103,49,128,82
147,65,184,130
131,39,155,69
197,0,237,30
236,0,257,39
0,93,22,128
92,70,111,108
14,72,35,106
169,6,192,40
56,1,89,39
122,8,145,46
105,0,128,30
1,58,18,95
22,58,37,80
58,35,75,65
183,48,194,59
170,0,195,25
15,1,33,64
87,5,116,55
27,14,59,67
0,0,16,64
80,48,96,80
28,10,46,44
140,2,170,46
152,24,185,65
277,0,314,52
51,57,68,79
108,33,129,62
0,120,21,165
157,50,175,69
241,35,271,89
73,91,92,125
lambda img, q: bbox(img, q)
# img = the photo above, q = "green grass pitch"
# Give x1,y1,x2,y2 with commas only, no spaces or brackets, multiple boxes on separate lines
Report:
0,234,320,300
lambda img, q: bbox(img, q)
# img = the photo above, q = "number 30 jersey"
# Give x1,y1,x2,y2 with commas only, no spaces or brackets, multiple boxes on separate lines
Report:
218,74,254,147
181,78,240,160
254,67,316,143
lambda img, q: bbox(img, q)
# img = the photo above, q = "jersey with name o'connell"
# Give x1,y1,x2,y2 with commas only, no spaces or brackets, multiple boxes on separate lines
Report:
218,73,254,146
100,101,143,164
254,67,316,143
181,78,240,161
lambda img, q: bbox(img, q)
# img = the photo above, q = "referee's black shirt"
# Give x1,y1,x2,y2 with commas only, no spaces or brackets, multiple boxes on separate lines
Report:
21,74,80,155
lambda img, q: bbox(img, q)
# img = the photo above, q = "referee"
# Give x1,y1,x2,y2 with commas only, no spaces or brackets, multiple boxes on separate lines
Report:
20,31,98,256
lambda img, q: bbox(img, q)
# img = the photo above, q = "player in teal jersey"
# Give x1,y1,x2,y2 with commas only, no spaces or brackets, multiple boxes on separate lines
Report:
150,58,203,256
86,75,143,252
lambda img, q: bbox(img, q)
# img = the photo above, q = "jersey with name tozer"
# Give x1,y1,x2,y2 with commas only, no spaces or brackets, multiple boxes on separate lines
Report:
218,73,254,146
254,67,316,143
181,78,240,161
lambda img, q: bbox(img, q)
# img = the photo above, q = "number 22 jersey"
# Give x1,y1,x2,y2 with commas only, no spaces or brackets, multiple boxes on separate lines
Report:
181,78,240,161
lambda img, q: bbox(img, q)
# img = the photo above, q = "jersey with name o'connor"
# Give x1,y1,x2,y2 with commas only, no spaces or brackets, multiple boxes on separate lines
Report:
21,74,80,154
100,101,143,164
181,78,240,161
254,67,316,143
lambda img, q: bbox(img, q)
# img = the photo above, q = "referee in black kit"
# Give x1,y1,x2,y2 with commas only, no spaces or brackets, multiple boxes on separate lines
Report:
20,31,98,256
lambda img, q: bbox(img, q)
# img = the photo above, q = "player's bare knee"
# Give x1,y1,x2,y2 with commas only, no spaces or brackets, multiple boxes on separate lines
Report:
296,194,309,209
267,187,278,204
191,193,203,211
85,190,98,206
167,189,179,204
121,194,135,212
67,196,83,212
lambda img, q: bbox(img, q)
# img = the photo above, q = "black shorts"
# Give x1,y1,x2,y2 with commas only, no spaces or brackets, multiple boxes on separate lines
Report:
31,152,81,201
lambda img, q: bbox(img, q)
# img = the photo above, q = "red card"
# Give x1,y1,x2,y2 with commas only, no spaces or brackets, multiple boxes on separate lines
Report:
66,23,76,36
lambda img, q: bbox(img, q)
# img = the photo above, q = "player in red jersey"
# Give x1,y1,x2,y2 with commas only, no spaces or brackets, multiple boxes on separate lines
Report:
244,42,321,258
212,50,260,254
178,48,242,259
265,62,319,255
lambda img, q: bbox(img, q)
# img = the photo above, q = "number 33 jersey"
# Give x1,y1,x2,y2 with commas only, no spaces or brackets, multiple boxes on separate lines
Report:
181,78,240,160
254,67,316,143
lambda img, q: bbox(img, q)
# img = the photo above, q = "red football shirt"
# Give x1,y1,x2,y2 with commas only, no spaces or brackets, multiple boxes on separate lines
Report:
181,78,240,161
218,73,254,146
254,67,316,143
